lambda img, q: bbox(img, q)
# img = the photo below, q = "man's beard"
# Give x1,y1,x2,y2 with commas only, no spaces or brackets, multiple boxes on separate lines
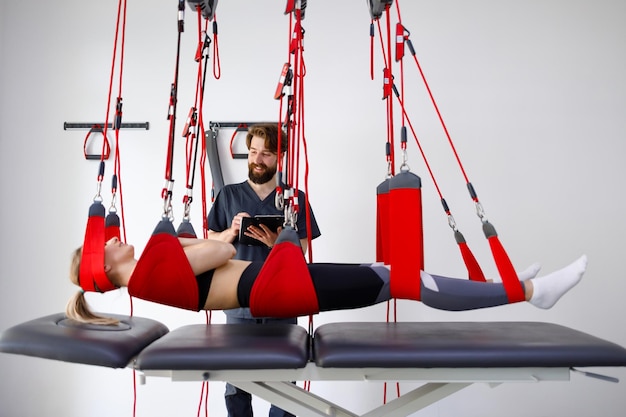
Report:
248,163,277,185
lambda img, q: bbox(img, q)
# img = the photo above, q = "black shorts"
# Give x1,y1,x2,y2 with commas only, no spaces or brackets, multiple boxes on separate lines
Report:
196,269,216,310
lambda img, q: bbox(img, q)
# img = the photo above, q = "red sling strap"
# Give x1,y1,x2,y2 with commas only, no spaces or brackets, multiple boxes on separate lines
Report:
388,170,423,300
250,228,319,318
375,178,391,264
105,164,121,241
454,230,486,282
128,220,199,311
483,221,526,303
394,25,524,295
79,201,117,293
105,211,121,241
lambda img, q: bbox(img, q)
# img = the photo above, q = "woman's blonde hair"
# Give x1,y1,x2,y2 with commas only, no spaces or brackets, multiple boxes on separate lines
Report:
66,247,119,326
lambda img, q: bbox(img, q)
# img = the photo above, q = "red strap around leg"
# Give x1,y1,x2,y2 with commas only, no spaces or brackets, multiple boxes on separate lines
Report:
455,230,486,282
483,221,525,303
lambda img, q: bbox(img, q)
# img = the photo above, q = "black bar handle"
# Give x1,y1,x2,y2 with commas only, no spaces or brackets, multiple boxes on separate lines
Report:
64,122,150,130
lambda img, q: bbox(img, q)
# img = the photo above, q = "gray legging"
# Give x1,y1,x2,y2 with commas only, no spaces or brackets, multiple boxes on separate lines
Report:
420,271,517,311
239,262,522,315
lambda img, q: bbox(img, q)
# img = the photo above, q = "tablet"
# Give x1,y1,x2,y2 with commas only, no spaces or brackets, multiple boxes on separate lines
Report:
239,215,285,246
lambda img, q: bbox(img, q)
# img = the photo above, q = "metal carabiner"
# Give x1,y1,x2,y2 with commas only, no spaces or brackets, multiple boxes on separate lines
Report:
475,201,487,223
275,190,284,211
93,181,104,202
182,201,191,220
182,191,193,220
447,214,458,232
108,192,118,213
162,181,175,221
282,205,292,228
385,160,393,179
285,206,298,230
399,149,411,173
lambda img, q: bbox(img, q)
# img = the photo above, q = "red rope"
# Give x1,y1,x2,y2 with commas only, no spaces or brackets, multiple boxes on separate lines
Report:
392,86,489,276
94,0,136,413
100,0,124,161
183,8,207,192
212,14,221,79
193,312,213,415
370,20,375,80
278,9,316,390
392,2,523,290
115,0,128,244
405,36,473,189
374,9,406,388
189,13,211,236
384,4,395,176
278,9,303,232
132,369,137,416
92,0,128,265
196,381,209,417
375,19,395,175
163,1,186,189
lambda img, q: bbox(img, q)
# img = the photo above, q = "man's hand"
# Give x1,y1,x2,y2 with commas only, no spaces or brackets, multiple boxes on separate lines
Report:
244,224,282,248
230,212,252,239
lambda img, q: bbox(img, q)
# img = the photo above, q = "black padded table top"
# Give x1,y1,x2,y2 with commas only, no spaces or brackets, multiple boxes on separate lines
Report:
136,323,310,371
4,318,626,373
0,313,169,368
313,321,626,368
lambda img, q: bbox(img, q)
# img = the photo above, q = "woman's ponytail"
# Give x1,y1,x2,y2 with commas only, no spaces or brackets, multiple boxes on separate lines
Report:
67,246,120,326
65,289,119,326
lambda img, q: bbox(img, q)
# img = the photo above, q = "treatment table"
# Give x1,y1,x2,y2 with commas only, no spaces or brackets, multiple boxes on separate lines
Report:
2,314,626,416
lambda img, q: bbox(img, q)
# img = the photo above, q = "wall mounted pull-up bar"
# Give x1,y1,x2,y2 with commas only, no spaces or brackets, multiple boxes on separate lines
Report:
63,122,150,130
64,122,150,160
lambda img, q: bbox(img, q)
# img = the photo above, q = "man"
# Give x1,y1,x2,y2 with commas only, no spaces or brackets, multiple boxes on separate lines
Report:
207,123,321,417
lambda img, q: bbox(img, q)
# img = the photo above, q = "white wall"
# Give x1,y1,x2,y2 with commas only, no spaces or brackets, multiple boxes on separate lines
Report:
1,1,625,416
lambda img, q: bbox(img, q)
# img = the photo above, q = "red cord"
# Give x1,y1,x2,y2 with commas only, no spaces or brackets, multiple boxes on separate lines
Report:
375,19,395,175
100,0,124,161
370,21,375,80
212,14,221,79
132,369,137,417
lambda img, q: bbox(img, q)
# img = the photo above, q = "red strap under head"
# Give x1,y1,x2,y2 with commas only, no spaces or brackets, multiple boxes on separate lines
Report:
79,202,117,293
105,212,121,241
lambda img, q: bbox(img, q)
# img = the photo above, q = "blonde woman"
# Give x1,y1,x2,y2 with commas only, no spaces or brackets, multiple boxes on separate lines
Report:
67,228,587,325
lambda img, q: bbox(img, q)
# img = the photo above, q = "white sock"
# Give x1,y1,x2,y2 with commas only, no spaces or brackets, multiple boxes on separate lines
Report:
529,255,587,309
518,262,542,281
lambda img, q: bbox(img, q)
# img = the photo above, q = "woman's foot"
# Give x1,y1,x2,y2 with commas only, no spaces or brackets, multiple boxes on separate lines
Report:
518,262,542,281
528,255,587,309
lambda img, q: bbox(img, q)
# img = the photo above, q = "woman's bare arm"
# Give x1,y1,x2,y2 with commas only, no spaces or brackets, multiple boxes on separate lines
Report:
179,238,237,275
